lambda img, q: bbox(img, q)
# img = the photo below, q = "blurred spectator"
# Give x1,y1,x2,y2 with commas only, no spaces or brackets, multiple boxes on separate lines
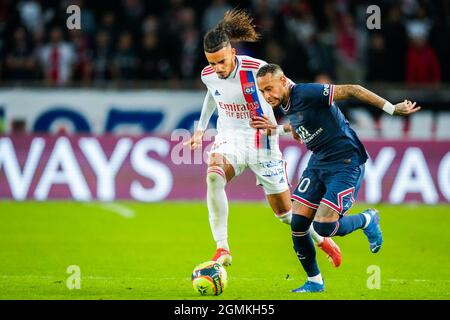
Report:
163,0,188,35
142,15,159,34
284,0,317,50
92,31,113,82
0,3,9,73
315,73,333,84
99,12,119,46
335,13,364,82
139,32,170,80
405,4,432,42
121,0,144,36
264,39,285,66
0,0,448,85
382,4,408,82
428,2,450,83
111,32,137,80
202,0,231,31
401,0,420,17
37,27,75,85
17,0,43,34
180,27,201,79
366,32,388,82
405,24,441,85
5,27,36,81
306,32,336,79
179,8,202,79
69,30,92,83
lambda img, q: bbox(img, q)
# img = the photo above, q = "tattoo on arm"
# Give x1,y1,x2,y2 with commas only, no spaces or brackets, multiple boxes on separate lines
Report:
333,85,386,109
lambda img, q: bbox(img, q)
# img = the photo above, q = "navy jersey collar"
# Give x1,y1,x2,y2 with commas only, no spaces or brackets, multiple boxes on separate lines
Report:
280,83,295,113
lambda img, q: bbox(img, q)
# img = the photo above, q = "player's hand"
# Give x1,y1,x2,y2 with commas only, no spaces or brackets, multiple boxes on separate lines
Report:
250,115,277,135
394,100,421,116
183,130,204,150
283,124,293,133
292,129,303,143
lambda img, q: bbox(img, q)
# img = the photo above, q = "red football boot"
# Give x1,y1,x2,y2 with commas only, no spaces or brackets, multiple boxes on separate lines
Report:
211,248,232,266
318,237,342,267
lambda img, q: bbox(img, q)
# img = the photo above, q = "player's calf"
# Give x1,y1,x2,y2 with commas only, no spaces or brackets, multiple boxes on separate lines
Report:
206,166,230,251
291,214,323,285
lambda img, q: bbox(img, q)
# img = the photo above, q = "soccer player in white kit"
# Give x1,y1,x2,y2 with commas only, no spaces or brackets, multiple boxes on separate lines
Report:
185,10,341,267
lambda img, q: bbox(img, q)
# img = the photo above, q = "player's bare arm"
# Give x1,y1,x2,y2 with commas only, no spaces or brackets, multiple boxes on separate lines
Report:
333,85,421,116
185,90,217,150
184,129,204,150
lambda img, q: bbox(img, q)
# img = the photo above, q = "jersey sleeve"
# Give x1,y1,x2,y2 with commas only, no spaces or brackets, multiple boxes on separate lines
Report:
297,83,335,107
197,90,216,131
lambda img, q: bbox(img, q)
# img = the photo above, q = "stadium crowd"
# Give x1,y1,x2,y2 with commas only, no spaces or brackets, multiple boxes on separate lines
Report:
0,0,448,86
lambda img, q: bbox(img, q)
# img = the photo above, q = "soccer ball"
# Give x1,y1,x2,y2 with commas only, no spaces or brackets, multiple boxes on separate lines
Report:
191,261,228,296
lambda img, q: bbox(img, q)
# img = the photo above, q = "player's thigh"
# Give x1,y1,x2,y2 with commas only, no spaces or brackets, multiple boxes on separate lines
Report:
207,135,248,182
266,189,292,215
249,157,290,200
316,163,365,221
292,200,316,221
314,203,340,222
291,166,325,213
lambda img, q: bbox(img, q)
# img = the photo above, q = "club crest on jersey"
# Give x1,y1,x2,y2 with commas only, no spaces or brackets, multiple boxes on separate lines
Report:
243,82,256,95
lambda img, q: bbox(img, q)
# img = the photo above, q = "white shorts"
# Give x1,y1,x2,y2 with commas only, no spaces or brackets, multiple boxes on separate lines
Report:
208,135,290,195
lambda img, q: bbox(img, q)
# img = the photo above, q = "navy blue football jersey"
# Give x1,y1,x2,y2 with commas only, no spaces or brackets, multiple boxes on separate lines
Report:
280,83,368,163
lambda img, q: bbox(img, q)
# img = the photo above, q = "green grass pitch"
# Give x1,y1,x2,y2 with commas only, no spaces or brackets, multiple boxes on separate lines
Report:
0,201,449,300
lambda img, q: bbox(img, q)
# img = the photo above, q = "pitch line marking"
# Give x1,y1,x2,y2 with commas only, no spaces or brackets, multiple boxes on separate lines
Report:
3,275,447,284
84,202,135,219
0,275,268,281
387,278,450,283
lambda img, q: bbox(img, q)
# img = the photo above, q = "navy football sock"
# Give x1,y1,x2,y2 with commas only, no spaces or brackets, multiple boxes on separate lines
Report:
291,214,320,277
313,214,367,237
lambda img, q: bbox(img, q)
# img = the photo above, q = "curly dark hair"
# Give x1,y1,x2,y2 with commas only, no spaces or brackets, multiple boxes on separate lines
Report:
203,9,260,53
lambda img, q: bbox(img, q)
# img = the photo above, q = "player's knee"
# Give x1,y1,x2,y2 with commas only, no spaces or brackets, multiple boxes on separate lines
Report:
291,214,312,232
313,221,338,237
206,167,226,189
275,211,292,225
291,214,313,253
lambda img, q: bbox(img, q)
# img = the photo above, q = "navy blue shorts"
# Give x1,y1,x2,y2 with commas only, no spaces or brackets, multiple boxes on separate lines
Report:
291,156,365,216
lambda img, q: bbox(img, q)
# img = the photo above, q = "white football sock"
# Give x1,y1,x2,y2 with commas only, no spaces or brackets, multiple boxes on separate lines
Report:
276,210,292,225
308,273,324,285
206,168,229,251
309,225,324,245
362,213,371,229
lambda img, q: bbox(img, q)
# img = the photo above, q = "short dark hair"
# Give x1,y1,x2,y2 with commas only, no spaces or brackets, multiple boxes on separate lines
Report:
203,9,260,53
203,28,229,53
256,63,284,78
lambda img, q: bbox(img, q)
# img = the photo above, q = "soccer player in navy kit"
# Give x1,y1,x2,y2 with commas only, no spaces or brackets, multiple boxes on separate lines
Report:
252,63,421,293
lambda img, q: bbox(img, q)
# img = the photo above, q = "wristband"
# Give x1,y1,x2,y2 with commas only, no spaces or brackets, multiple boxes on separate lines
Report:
382,101,395,115
275,125,288,135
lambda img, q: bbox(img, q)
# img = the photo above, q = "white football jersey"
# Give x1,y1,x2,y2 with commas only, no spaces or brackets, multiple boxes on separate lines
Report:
201,55,280,151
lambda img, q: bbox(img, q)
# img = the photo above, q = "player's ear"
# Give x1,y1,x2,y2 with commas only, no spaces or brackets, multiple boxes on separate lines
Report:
231,47,236,57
